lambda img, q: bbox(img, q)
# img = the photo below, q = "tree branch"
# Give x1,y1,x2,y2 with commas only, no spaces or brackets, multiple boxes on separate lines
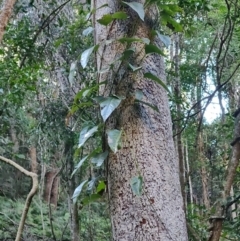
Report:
0,155,38,241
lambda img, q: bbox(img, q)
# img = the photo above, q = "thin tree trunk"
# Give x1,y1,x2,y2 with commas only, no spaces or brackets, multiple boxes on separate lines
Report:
0,0,17,43
185,141,193,210
209,99,240,241
173,33,186,208
199,132,210,209
29,147,38,174
230,186,237,219
44,169,59,206
10,125,23,197
94,1,188,240
66,143,80,241
195,80,210,209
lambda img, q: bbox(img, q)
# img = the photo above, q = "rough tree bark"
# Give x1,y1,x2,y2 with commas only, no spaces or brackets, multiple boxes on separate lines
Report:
93,1,188,240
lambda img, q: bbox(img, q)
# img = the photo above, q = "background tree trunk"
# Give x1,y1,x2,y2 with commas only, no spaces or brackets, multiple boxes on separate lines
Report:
0,0,17,42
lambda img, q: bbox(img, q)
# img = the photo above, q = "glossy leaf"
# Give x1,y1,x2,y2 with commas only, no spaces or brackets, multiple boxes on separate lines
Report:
71,155,89,178
91,151,109,167
82,26,94,36
144,72,170,93
130,176,143,196
81,45,98,69
123,1,145,21
72,180,88,204
156,31,171,47
87,178,97,192
99,96,122,122
145,44,165,56
81,46,94,68
78,125,98,148
107,129,122,153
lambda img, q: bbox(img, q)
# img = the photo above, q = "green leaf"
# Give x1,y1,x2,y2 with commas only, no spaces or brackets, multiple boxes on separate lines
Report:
130,176,143,196
81,45,98,69
129,63,142,72
98,96,122,122
123,1,145,21
161,12,183,32
112,11,128,19
107,129,122,153
72,180,88,204
120,47,135,61
15,154,25,159
145,44,165,56
97,14,113,26
118,37,142,44
156,31,171,48
91,151,109,167
97,181,106,193
73,82,105,103
144,72,170,93
82,26,94,36
71,155,89,178
82,194,101,205
78,125,98,148
68,61,76,86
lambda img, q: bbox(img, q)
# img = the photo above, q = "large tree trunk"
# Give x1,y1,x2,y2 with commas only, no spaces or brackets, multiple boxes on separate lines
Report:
93,1,188,240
